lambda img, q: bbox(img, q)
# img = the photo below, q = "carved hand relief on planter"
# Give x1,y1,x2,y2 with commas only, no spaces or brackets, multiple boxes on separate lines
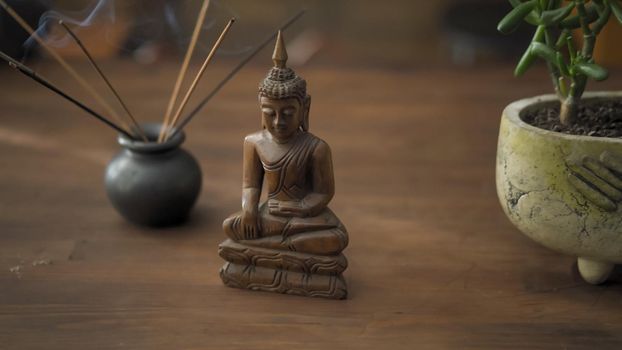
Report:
218,32,349,299
567,151,622,212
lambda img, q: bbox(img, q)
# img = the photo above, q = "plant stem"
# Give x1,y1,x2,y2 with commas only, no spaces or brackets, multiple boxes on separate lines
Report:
577,0,596,58
560,0,602,125
560,94,579,125
544,28,563,100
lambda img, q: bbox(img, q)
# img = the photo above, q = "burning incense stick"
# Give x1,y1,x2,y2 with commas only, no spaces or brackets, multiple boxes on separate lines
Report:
162,18,236,142
0,0,133,136
168,10,305,140
0,50,133,139
158,0,211,143
59,20,148,142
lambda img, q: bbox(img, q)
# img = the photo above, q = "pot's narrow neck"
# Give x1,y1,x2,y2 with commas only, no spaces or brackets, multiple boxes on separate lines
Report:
118,123,185,154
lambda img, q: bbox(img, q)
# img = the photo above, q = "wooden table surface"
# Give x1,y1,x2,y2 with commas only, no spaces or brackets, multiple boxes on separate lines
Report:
1,61,621,349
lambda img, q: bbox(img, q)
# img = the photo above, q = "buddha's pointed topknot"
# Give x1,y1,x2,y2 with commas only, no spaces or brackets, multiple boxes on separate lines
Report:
260,30,306,101
272,30,288,68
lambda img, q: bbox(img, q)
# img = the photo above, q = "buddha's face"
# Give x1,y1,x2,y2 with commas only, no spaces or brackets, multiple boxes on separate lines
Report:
260,96,303,141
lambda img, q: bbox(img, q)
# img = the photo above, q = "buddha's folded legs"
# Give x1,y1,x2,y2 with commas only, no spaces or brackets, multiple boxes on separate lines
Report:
285,213,342,235
237,226,348,255
289,226,348,254
223,208,349,255
222,214,245,241
223,211,289,241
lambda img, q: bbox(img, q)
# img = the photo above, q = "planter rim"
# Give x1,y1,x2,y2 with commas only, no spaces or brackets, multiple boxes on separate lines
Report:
503,91,622,143
117,123,186,154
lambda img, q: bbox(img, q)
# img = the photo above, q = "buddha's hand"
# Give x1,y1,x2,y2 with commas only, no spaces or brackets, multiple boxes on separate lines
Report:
268,199,310,217
241,211,260,239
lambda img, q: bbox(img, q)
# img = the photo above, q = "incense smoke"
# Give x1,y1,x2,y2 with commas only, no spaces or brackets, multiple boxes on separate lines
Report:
24,0,116,49
15,0,297,61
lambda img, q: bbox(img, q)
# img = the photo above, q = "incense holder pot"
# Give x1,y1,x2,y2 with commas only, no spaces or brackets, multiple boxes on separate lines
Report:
105,123,202,227
496,92,622,285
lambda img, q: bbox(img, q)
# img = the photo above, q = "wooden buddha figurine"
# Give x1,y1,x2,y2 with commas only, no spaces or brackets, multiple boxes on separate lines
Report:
219,31,349,299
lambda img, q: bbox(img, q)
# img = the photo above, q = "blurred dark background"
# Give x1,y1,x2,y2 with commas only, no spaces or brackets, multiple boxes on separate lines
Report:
2,0,621,70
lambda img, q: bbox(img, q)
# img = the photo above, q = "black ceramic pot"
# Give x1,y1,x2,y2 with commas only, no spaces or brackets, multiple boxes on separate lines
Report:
105,124,202,227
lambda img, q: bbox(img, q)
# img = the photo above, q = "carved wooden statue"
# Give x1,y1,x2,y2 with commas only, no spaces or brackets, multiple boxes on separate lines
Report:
219,31,349,299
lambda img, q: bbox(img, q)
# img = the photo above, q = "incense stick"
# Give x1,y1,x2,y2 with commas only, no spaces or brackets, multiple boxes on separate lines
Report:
163,18,235,141
59,20,148,142
169,10,305,140
0,50,133,139
0,0,133,136
158,0,210,143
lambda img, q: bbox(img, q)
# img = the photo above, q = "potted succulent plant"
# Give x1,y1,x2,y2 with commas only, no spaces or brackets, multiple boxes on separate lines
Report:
496,0,622,284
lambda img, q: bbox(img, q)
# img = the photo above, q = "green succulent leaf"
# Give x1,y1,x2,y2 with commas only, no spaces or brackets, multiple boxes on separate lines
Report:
509,0,540,25
499,0,538,34
560,4,599,28
575,62,609,81
514,47,538,76
540,3,575,25
611,0,622,24
530,42,559,67
514,25,546,76
539,0,548,10
592,3,612,34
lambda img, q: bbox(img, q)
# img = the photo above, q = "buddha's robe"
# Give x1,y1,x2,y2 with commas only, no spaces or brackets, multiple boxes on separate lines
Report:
223,132,348,256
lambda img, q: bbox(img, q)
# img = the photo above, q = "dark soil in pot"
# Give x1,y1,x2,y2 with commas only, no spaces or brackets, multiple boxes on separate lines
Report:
522,100,622,137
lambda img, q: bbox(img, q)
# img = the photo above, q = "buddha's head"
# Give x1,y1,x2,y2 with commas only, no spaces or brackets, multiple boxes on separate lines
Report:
258,31,310,142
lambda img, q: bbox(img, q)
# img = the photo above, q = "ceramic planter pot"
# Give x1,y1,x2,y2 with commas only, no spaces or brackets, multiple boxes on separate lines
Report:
496,92,622,284
105,124,202,227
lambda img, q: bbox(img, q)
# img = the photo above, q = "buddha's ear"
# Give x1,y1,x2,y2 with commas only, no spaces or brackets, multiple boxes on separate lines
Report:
301,95,311,131
259,94,267,129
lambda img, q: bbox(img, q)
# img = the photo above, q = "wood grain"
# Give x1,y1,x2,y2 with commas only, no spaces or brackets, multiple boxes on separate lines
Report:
1,61,622,349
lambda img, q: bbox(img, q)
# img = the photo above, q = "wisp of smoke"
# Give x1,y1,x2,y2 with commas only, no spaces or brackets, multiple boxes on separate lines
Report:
14,0,300,60
24,0,115,50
